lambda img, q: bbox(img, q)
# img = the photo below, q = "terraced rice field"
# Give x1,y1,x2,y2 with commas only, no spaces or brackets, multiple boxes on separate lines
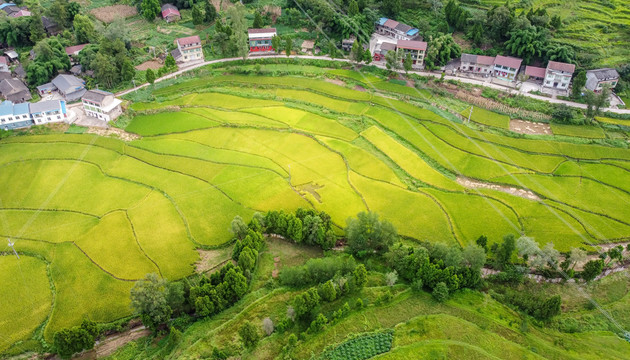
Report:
2,71,630,350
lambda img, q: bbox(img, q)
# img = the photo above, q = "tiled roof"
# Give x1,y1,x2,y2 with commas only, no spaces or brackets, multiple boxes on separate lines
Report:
161,3,178,11
65,44,88,56
547,61,575,74
525,66,546,78
30,100,62,113
397,40,427,51
380,42,397,51
0,78,28,95
0,56,7,64
494,55,522,69
586,68,619,80
162,8,180,17
176,35,201,46
394,22,412,33
52,74,84,92
247,28,277,34
82,89,113,103
477,55,495,65
461,53,477,63
383,19,399,29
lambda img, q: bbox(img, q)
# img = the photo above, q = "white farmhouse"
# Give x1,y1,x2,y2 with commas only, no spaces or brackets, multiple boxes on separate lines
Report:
82,89,122,122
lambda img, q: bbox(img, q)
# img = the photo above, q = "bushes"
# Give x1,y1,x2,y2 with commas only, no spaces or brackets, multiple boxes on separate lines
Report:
497,290,562,320
264,208,337,250
279,255,357,287
53,320,99,359
189,263,249,317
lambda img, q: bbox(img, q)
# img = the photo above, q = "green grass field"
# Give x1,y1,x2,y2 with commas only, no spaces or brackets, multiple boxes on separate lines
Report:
550,123,607,138
3,70,630,353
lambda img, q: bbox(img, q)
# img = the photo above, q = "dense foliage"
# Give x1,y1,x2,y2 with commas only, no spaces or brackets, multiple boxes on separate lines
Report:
318,330,394,360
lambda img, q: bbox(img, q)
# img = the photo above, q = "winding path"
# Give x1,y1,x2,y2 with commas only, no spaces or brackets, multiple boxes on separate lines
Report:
116,55,630,115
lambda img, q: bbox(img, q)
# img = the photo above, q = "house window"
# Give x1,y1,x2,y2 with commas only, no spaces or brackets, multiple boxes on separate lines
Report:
612,81,617,86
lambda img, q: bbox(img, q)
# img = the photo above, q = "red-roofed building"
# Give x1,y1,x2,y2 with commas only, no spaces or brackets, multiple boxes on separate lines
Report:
65,44,88,57
493,55,522,82
375,17,420,41
461,54,495,75
0,56,8,73
544,61,575,90
396,40,427,67
248,28,277,53
10,9,30,17
173,35,202,63
161,4,180,23
524,66,546,81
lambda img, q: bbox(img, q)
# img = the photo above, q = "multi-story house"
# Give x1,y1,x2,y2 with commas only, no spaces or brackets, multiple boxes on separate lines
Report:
585,68,619,93
0,101,32,130
375,18,420,41
397,40,427,67
248,28,277,53
29,100,67,125
172,35,203,63
460,54,495,75
543,61,575,91
82,89,123,122
493,55,523,82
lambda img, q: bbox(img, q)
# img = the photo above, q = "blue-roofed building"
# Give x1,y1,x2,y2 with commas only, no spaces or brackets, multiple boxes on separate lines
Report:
0,3,17,9
0,100,35,130
375,18,421,41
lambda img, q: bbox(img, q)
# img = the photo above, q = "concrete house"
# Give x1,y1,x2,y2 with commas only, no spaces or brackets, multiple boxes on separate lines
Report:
51,74,86,101
82,89,122,122
372,42,396,62
0,101,32,130
0,78,31,102
161,4,180,23
0,56,8,72
460,54,495,75
248,28,277,53
544,61,575,91
29,100,67,125
397,40,427,67
375,18,420,41
586,68,619,92
493,55,523,82
172,35,203,63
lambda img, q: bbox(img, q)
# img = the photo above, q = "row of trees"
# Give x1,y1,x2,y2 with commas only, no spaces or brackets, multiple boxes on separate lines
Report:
262,208,338,250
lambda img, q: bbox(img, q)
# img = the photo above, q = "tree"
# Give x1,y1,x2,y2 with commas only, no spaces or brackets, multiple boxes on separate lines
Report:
53,327,94,359
319,280,337,302
516,236,540,264
345,212,398,257
432,282,449,302
92,53,118,89
469,22,484,46
381,0,401,18
504,26,549,64
550,15,562,29
48,0,69,28
239,321,260,349
364,48,372,64
285,36,293,57
130,273,172,331
205,1,216,23
403,52,413,73
142,0,161,21
253,12,264,28
192,3,206,25
462,245,486,270
476,235,488,252
495,234,516,270
73,14,95,44
271,35,281,54
486,5,513,41
231,215,249,239
350,40,363,63
348,0,359,16
546,44,575,64
262,317,274,336
385,49,402,71
425,33,461,69
309,313,328,332
385,271,398,286
581,259,604,282
146,68,156,84
223,267,248,301
121,59,136,82
571,70,586,98
551,104,575,124
567,248,587,270
29,10,46,43
227,4,249,59
353,264,367,289
606,245,624,265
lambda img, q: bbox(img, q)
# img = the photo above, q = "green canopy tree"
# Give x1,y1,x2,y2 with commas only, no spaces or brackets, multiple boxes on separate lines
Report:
130,273,172,331
345,212,397,257
425,33,461,69
227,4,249,59
505,26,549,63
253,11,264,28
205,0,216,22
73,14,95,44
571,70,586,98
141,0,161,21
146,68,156,84
192,4,206,25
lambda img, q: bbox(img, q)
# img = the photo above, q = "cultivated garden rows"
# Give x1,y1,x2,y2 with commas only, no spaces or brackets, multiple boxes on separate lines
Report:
2,73,630,351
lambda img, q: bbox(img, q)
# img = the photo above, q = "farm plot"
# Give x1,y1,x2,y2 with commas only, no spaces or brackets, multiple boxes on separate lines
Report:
4,72,630,351
460,106,511,129
550,123,606,139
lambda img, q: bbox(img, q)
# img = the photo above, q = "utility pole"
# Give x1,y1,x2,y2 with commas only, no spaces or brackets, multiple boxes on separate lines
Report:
7,238,19,259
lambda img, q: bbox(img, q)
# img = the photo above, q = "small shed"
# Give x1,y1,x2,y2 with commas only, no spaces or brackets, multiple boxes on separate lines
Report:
161,4,181,23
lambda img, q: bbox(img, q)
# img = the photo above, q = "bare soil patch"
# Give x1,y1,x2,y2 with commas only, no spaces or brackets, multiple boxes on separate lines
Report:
354,85,366,92
325,78,345,86
86,127,140,141
211,0,233,11
91,5,137,23
272,256,280,278
135,59,163,71
263,5,282,22
96,327,150,358
195,248,232,273
510,119,552,135
457,176,540,201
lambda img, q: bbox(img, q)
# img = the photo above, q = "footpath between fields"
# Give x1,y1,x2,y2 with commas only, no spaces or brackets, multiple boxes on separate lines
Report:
116,55,630,115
